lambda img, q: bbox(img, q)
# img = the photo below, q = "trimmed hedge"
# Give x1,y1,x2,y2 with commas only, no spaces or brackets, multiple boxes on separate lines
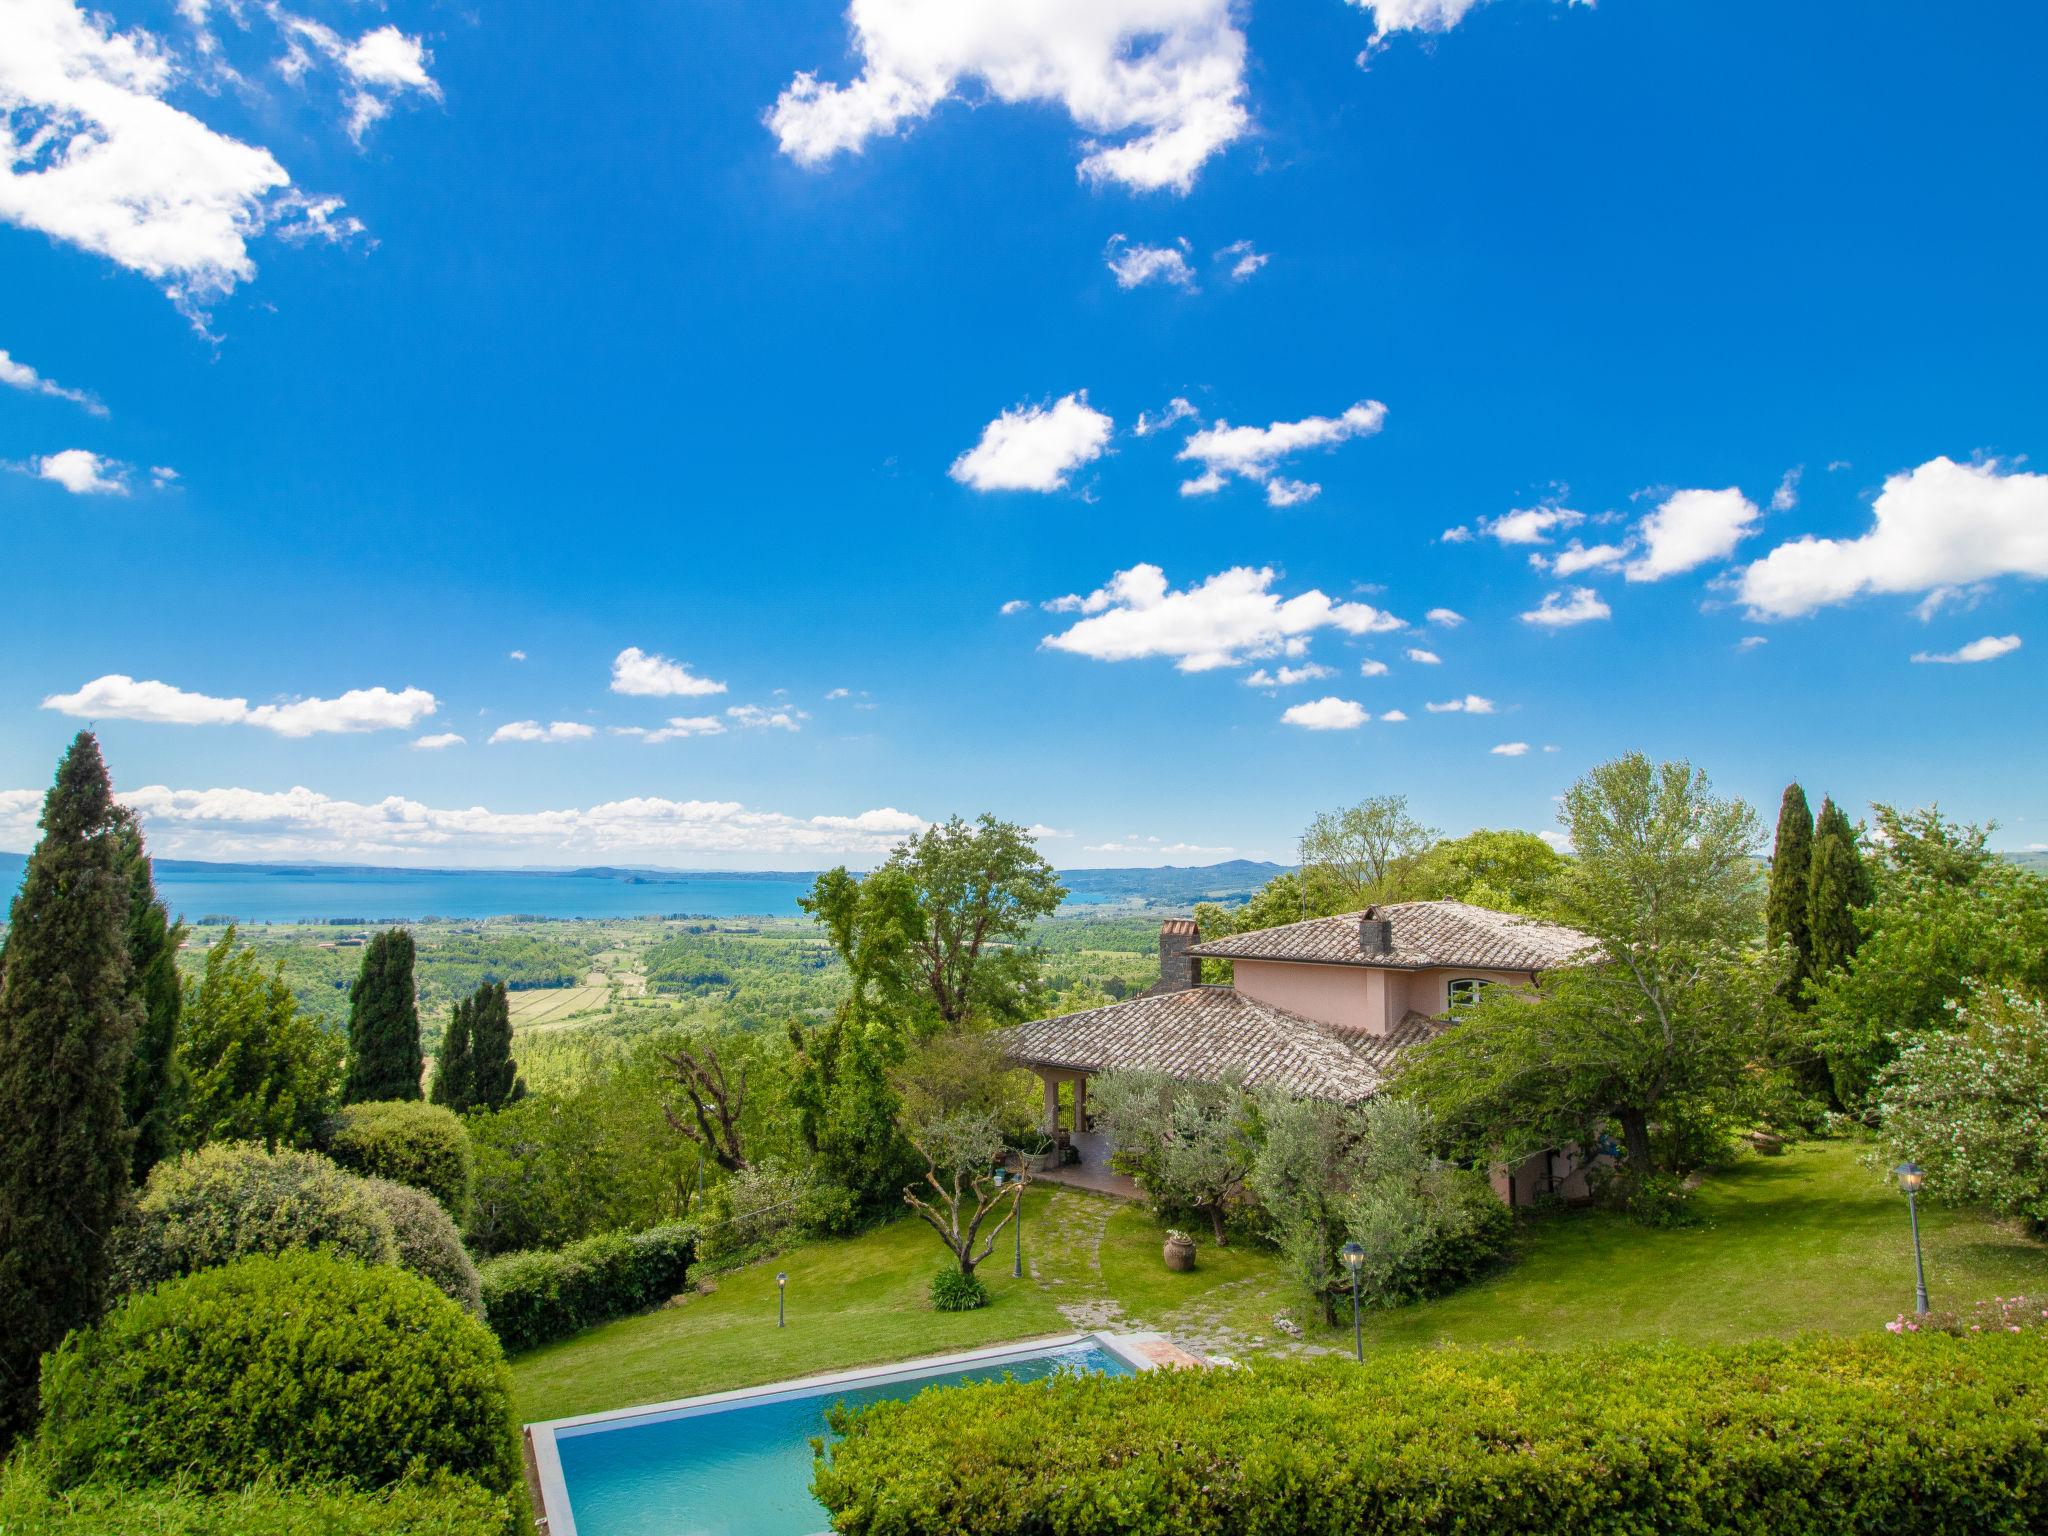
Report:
815,1331,2048,1535
326,1100,476,1220
0,1463,512,1536
479,1223,695,1353
361,1176,485,1318
36,1252,520,1502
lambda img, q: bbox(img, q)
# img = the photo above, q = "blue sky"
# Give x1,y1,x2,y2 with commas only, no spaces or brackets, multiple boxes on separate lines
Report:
3,0,2045,869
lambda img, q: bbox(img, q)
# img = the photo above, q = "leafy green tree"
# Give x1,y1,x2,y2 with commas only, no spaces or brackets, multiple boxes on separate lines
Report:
786,1011,915,1209
1092,1070,1255,1243
115,810,187,1180
804,814,1066,1034
1397,754,1772,1191
465,980,520,1110
429,990,476,1112
1808,806,2048,1109
0,732,142,1447
1405,828,1569,916
1766,784,1815,1004
175,928,341,1150
1805,796,1873,979
344,929,423,1103
1297,794,1439,908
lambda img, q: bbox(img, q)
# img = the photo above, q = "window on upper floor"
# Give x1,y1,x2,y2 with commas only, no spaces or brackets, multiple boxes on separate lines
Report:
1446,977,1492,1013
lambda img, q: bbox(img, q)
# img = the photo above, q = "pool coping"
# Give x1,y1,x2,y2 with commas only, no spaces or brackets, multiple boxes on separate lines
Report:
525,1330,1172,1536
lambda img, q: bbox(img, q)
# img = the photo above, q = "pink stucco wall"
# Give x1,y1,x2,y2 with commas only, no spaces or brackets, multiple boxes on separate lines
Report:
1232,960,1539,1036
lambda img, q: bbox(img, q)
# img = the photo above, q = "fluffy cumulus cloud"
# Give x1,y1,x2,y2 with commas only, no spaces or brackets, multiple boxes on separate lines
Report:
1625,487,1760,582
1521,586,1611,627
1738,457,2048,620
0,347,104,414
1425,607,1463,627
1359,659,1389,676
1404,646,1440,664
1772,466,1803,513
610,646,727,697
1490,740,1530,756
1424,694,1494,714
0,0,362,323
1379,708,1408,721
9,781,931,863
1133,396,1198,436
412,732,465,750
1281,696,1367,730
1105,234,1195,289
1178,399,1386,505
1243,663,1332,687
1543,539,1629,577
726,703,807,731
1041,562,1402,672
950,391,1113,492
1350,0,1486,47
1217,238,1266,280
30,448,127,494
43,673,437,735
1911,634,2022,665
767,0,1249,193
1482,504,1583,545
489,720,595,744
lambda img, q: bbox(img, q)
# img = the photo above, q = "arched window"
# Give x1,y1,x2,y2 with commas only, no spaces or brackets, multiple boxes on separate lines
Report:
1446,977,1492,1012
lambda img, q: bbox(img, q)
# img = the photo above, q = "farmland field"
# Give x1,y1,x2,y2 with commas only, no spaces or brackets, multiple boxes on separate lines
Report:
507,982,613,1027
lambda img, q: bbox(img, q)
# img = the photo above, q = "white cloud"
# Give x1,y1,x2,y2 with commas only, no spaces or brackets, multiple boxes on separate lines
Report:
1625,487,1760,582
1178,399,1386,506
727,704,806,731
1281,696,1367,730
1521,586,1611,627
1771,466,1803,513
1025,823,1072,840
1105,235,1195,290
1082,836,1235,858
1425,607,1464,627
149,464,176,488
766,0,1250,193
1439,525,1473,543
0,0,360,323
1243,663,1333,687
610,646,728,698
274,14,441,145
508,650,527,661
950,391,1113,493
614,715,728,741
1545,540,1629,577
1041,563,1403,672
1133,397,1198,436
1350,0,1486,48
1482,504,1583,545
1911,634,2021,665
1404,647,1440,664
1537,828,1571,852
43,673,437,735
1216,238,1266,280
998,599,1032,615
490,720,595,744
1425,694,1494,714
412,732,465,750
0,348,104,414
1379,708,1408,722
1359,659,1389,677
31,448,127,494
1737,635,1768,651
1490,741,1530,757
1738,457,2048,620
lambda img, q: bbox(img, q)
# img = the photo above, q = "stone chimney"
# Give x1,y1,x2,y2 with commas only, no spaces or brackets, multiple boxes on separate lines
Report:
1156,918,1201,992
1358,907,1394,958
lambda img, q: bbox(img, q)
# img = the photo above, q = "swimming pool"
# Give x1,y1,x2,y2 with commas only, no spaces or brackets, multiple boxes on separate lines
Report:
528,1333,1154,1536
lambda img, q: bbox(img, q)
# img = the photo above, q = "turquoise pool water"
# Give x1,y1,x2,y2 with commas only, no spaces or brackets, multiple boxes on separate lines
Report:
549,1340,1131,1535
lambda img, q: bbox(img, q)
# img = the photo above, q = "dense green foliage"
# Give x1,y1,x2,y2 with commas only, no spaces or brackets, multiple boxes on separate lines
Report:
927,1267,989,1311
1809,805,2048,1108
116,812,187,1180
0,733,142,1448
345,929,424,1104
644,925,846,1025
176,926,341,1150
429,985,476,1110
1766,782,1814,1003
1878,987,2048,1231
1094,1071,1255,1243
118,1141,396,1293
35,1253,520,1500
477,1223,696,1353
1404,827,1569,916
360,1177,485,1317
814,1331,2048,1535
1805,795,1872,978
325,1100,475,1220
464,981,520,1110
0,1463,514,1536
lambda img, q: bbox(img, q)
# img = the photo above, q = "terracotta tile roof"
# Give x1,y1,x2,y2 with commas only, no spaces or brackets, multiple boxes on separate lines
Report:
1186,899,1597,973
997,985,1403,1102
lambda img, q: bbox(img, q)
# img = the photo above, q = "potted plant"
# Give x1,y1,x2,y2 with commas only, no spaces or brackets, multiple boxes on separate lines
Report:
1018,1132,1059,1174
1163,1229,1196,1272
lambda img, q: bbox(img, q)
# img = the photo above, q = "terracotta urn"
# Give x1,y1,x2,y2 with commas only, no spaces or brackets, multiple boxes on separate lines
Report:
1163,1230,1196,1272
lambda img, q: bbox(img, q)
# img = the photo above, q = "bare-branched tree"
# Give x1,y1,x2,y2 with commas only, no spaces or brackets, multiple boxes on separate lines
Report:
903,1112,1025,1276
660,1040,750,1173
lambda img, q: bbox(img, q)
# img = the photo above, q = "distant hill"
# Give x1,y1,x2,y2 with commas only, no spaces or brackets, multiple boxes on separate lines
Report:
1055,859,1287,905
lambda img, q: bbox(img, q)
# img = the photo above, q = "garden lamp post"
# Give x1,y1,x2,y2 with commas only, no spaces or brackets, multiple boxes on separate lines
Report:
1340,1241,1365,1363
776,1270,787,1329
1012,1173,1024,1279
1895,1163,1930,1314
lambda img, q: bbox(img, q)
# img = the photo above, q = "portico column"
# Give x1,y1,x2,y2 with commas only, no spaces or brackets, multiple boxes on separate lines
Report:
1042,1071,1060,1136
1074,1072,1089,1135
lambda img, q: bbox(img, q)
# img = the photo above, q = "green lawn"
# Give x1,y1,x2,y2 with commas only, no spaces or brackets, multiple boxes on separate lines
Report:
510,1138,2048,1423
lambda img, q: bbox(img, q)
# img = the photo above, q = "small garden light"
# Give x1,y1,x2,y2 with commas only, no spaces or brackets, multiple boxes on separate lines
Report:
1340,1241,1366,1363
776,1271,787,1329
1894,1163,1930,1315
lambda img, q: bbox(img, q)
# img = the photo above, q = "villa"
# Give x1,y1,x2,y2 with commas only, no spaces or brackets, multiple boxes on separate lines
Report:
1001,900,1601,1205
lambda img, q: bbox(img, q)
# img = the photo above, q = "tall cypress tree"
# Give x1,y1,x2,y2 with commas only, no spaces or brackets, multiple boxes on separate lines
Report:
0,733,142,1447
468,981,521,1111
1766,783,1815,1005
343,929,423,1103
1807,797,1874,978
116,811,186,1179
430,990,476,1112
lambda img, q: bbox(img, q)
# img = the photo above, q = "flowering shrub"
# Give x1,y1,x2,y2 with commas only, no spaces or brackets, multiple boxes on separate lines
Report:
1886,1294,2048,1336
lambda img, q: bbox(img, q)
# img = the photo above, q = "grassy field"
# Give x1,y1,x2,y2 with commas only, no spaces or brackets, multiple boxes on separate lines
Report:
510,1138,2048,1424
507,982,612,1027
